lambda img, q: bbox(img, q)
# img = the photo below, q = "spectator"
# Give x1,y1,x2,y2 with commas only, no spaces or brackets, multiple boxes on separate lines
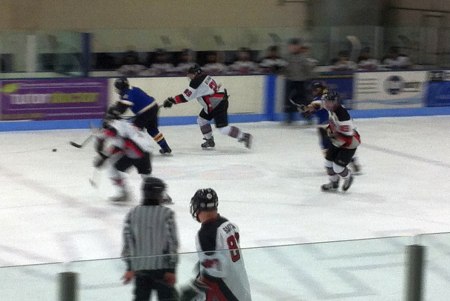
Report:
357,47,378,71
201,51,228,75
117,50,147,76
146,48,174,76
180,188,252,301
282,38,317,124
259,45,288,74
227,47,260,75
382,46,412,69
331,50,357,71
122,177,179,301
172,48,195,75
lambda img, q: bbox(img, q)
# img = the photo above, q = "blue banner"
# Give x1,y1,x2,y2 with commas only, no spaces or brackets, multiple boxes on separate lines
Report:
425,70,450,107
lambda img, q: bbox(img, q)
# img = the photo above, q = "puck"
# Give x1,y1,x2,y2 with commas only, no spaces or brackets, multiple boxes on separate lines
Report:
52,148,57,152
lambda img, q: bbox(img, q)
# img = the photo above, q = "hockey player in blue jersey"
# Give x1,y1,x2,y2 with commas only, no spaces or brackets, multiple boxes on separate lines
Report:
111,77,172,154
309,81,331,154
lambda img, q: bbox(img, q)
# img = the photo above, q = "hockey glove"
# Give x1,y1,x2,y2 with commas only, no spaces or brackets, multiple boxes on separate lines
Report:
163,97,176,108
179,278,208,301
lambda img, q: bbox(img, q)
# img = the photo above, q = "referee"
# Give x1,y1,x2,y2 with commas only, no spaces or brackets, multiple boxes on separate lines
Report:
122,177,179,301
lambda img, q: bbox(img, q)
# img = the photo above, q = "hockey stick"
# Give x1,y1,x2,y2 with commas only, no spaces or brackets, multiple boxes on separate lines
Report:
346,35,361,63
69,121,101,149
89,168,101,188
288,98,307,112
70,134,93,149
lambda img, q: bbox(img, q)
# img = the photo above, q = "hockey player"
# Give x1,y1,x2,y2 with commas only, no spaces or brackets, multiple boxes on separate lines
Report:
304,82,361,173
94,111,153,202
111,77,172,155
162,64,252,149
180,188,252,301
319,91,361,192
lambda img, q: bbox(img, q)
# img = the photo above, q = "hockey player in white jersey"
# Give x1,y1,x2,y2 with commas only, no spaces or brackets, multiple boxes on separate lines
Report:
163,64,252,150
304,82,361,173
94,109,153,202
181,188,252,301
320,91,361,192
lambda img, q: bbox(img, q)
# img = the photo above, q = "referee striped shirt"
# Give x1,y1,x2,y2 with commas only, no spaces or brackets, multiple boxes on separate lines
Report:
122,204,179,272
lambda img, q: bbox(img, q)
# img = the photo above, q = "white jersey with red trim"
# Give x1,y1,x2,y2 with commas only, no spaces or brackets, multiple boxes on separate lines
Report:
100,119,152,159
327,105,361,149
173,74,227,114
195,215,252,301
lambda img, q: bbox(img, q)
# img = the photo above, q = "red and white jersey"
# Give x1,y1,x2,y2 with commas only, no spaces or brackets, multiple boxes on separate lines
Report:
195,215,252,301
327,105,361,149
99,119,152,159
173,74,227,114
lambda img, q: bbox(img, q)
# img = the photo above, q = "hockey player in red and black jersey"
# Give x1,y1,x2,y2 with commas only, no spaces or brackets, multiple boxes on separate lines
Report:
94,109,153,202
303,82,361,173
163,64,252,150
320,91,361,192
180,188,252,301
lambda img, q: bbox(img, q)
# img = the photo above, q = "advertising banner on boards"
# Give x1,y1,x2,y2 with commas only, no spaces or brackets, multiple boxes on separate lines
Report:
354,71,427,109
425,70,450,107
0,78,108,120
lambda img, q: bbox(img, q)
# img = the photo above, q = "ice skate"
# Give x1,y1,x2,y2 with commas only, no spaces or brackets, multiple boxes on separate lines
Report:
342,174,354,191
159,146,172,155
239,133,253,149
109,190,130,203
350,159,361,174
201,137,215,149
321,180,339,192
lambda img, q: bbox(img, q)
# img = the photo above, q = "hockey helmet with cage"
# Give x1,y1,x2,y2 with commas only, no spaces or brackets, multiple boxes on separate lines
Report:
187,64,202,75
324,90,340,102
190,188,218,220
323,90,340,110
142,177,167,204
114,77,130,93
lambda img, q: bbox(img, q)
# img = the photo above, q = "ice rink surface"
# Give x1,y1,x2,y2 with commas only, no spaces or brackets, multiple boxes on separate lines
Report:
1,115,450,300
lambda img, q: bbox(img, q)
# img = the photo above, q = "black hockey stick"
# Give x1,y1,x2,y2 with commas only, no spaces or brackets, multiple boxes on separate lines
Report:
288,98,307,112
69,134,93,149
89,168,101,188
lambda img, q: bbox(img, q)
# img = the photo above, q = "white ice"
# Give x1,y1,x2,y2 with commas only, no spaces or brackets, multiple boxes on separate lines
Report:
1,116,450,300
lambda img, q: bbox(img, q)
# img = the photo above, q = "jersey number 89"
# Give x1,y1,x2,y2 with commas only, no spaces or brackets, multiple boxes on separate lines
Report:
226,234,241,262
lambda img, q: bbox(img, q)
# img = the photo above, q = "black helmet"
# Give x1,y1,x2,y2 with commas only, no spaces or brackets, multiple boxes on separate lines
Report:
187,64,202,75
142,177,166,204
311,81,324,90
190,188,218,220
114,77,130,93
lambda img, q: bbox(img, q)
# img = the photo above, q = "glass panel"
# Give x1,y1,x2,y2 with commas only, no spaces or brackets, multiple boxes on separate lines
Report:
245,237,411,300
419,232,450,301
0,262,63,301
0,30,83,77
0,236,411,301
35,31,83,75
2,25,449,77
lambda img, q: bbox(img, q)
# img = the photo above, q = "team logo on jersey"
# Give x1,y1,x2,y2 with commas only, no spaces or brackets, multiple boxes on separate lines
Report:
384,75,405,95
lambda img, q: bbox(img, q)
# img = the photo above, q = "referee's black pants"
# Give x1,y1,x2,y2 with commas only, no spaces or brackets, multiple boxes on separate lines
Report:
134,270,178,301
